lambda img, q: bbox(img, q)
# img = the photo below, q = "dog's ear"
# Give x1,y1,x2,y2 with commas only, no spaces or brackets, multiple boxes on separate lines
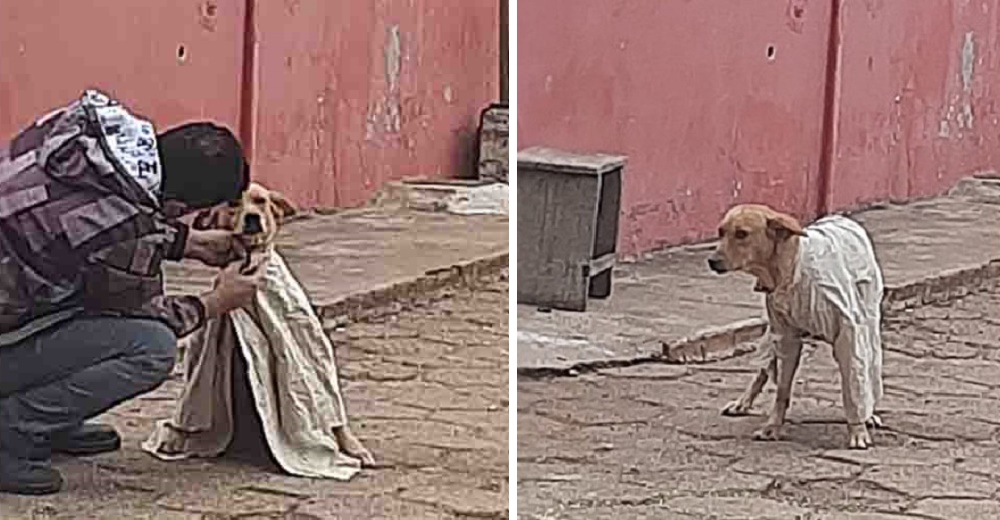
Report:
269,191,297,221
766,212,805,240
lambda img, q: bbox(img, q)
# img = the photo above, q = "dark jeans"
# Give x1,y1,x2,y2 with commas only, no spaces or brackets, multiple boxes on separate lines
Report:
0,317,177,457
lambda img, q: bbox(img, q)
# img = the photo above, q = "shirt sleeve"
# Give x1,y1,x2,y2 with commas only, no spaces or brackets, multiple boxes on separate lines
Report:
129,293,207,338
78,210,207,338
81,247,208,337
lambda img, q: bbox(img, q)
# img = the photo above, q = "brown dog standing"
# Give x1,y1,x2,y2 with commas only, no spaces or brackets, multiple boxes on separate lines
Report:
708,204,885,449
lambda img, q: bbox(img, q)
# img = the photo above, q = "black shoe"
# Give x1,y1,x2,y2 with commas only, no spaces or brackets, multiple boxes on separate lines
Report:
0,453,62,495
50,423,121,457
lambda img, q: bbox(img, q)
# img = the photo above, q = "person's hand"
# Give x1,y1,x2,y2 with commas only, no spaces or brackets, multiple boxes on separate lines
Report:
184,228,247,267
200,256,268,317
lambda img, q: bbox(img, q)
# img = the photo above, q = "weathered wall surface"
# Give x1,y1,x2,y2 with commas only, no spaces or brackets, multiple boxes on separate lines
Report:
0,1,500,209
249,0,501,207
828,0,1000,210
519,0,1000,256
0,1,246,136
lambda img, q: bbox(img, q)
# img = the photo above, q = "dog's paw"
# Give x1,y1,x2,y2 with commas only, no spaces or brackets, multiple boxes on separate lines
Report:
338,431,376,467
848,424,872,450
721,399,752,417
866,414,883,429
348,445,376,468
752,423,783,441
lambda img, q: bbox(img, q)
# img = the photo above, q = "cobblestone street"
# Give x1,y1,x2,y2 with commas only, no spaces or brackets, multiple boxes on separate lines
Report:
0,279,509,520
519,279,1000,519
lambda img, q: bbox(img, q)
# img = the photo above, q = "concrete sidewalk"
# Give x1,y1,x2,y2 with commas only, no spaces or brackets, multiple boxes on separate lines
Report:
0,278,510,520
518,176,1000,374
167,204,509,324
518,280,1000,519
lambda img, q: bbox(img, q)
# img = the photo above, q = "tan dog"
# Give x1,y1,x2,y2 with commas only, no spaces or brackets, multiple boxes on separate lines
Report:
708,204,885,449
193,182,295,251
232,182,296,250
192,182,375,466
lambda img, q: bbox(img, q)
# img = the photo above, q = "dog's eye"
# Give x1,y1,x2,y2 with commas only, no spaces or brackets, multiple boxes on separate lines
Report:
718,228,725,238
734,229,748,239
252,196,267,205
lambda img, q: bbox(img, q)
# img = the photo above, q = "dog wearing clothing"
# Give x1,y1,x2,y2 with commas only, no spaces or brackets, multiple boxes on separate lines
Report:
707,204,884,449
162,183,375,470
229,183,373,465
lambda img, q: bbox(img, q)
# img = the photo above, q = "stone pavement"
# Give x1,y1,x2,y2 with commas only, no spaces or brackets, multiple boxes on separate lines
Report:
0,201,509,519
0,277,510,520
518,279,1000,519
518,176,1000,372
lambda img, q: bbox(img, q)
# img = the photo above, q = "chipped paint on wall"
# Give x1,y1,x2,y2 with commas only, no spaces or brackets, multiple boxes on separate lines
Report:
366,24,404,142
961,31,976,91
958,102,975,130
939,31,978,138
938,119,951,138
384,24,402,133
957,31,976,130
785,0,808,34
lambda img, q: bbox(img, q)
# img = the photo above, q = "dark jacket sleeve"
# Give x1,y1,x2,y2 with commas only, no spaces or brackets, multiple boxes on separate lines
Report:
0,96,208,339
80,215,207,338
127,293,207,338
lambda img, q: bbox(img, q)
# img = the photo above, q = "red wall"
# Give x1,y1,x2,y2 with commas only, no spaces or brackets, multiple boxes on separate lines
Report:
829,0,1000,209
249,0,500,207
0,1,246,136
519,0,1000,256
0,1,500,209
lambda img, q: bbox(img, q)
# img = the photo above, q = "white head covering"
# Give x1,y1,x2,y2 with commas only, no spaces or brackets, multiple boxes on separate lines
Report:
81,90,162,202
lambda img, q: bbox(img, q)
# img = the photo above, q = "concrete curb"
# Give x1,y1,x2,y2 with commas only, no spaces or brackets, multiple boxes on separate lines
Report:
518,258,1000,378
319,251,509,328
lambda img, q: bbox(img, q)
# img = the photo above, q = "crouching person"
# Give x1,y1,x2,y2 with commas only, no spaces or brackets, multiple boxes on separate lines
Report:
0,91,262,495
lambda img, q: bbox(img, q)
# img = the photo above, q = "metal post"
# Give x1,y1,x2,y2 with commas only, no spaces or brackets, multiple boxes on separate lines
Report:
500,0,508,102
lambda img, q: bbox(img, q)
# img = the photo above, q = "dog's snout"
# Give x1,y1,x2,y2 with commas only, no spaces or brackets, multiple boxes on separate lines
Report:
707,256,726,274
243,213,263,234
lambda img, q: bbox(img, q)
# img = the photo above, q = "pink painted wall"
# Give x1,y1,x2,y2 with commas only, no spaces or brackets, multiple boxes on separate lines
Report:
519,0,1000,256
519,0,832,255
0,1,246,138
249,0,501,207
0,1,500,209
828,0,1000,210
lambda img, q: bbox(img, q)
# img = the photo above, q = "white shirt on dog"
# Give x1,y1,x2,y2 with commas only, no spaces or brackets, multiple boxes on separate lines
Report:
762,214,884,423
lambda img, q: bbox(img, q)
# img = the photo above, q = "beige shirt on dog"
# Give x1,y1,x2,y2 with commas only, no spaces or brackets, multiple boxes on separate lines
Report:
143,249,361,480
762,215,884,423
